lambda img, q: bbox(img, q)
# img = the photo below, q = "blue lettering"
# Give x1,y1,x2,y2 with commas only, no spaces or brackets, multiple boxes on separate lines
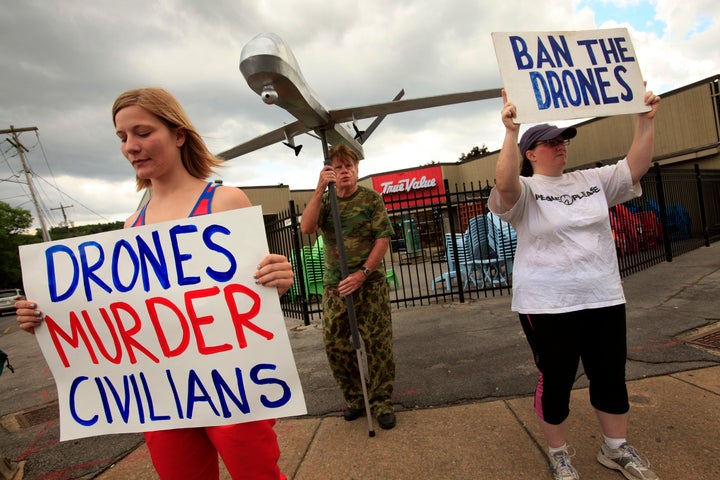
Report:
614,37,634,62
166,369,184,419
536,39,555,68
530,71,551,110
70,376,98,426
562,70,582,106
614,65,633,101
140,371,171,421
44,222,239,303
548,35,573,67
529,67,635,110
595,67,619,104
509,36,533,69
599,37,621,64
137,231,171,291
203,225,236,283
212,368,250,417
94,377,112,424
170,225,201,286
66,365,292,431
185,369,221,418
79,241,112,302
578,37,634,66
251,363,291,409
111,239,139,293
576,68,601,105
102,375,135,423
46,245,79,302
129,375,146,423
577,39,599,65
546,71,567,108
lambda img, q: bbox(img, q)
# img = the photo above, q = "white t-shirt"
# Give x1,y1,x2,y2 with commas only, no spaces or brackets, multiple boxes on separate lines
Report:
488,159,641,314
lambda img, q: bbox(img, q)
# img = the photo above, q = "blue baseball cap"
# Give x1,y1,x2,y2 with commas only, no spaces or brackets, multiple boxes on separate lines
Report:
519,124,577,159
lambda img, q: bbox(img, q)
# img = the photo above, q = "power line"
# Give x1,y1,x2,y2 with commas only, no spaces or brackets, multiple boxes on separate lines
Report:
32,173,112,222
51,204,74,227
2,126,113,226
3,125,50,241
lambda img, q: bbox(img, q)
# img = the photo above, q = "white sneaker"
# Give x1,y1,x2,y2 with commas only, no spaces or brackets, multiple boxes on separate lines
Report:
597,442,659,480
548,446,580,480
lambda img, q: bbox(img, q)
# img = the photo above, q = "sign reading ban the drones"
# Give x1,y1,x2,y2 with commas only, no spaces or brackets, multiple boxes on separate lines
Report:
492,28,651,123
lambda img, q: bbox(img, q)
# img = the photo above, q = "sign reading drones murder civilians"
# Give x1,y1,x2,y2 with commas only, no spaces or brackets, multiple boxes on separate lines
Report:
492,28,651,123
19,206,306,441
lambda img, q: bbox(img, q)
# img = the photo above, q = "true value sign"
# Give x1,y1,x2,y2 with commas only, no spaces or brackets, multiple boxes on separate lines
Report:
378,176,438,194
372,165,445,208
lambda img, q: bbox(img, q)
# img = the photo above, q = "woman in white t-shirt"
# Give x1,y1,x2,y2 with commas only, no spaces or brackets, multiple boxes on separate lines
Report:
489,89,660,480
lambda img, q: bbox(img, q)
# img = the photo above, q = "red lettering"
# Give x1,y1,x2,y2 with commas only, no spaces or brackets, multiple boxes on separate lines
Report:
146,296,191,358
223,283,273,348
185,286,232,355
82,309,123,364
109,302,160,364
45,312,99,368
44,282,272,368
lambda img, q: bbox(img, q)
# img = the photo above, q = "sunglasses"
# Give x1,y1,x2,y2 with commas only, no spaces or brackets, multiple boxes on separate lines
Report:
534,138,571,148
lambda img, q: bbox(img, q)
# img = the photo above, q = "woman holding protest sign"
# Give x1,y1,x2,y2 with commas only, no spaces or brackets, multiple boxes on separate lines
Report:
488,88,660,480
16,87,293,480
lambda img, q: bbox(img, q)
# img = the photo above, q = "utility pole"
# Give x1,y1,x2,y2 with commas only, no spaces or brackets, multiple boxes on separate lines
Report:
51,204,74,228
1,125,51,241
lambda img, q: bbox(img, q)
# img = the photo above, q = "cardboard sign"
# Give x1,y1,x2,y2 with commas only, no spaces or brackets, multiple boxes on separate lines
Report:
492,28,650,123
19,206,306,441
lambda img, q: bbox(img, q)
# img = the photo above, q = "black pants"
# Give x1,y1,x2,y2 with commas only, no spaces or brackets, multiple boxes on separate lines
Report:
519,304,629,425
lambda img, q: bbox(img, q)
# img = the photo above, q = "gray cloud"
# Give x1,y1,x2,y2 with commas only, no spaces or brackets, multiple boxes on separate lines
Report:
1,0,717,228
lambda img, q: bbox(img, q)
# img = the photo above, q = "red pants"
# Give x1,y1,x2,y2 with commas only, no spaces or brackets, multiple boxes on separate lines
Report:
144,420,285,480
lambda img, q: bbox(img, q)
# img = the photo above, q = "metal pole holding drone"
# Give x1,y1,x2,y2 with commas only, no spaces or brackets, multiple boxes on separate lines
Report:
319,129,376,438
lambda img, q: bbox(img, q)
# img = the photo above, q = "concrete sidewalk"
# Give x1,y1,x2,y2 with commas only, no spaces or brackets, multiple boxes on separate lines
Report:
98,365,720,479
3,241,719,479
95,243,720,480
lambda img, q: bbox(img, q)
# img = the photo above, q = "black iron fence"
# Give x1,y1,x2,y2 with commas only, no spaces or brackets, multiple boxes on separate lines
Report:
265,164,720,325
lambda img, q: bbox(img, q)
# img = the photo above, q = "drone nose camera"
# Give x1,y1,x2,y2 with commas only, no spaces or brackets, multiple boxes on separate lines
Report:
261,85,278,104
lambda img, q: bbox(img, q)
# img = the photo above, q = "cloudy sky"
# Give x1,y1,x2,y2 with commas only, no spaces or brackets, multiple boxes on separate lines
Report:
1,0,717,231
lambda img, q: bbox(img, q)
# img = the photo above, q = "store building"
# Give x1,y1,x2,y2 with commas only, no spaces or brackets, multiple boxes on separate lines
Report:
244,75,719,218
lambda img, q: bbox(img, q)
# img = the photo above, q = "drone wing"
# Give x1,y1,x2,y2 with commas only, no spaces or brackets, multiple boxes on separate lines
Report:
217,88,502,160
216,121,309,161
329,88,503,123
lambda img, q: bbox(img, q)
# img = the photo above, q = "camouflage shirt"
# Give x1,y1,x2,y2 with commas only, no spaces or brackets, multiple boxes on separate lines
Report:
318,186,394,285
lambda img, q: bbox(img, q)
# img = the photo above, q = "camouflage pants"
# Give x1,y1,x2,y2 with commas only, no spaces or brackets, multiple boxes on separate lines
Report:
322,275,395,415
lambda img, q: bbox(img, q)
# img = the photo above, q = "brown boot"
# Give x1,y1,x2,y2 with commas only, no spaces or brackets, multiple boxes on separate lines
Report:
0,457,25,480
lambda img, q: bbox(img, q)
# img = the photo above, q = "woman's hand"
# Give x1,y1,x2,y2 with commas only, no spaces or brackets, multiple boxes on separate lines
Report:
14,298,43,334
501,89,520,132
642,89,661,120
255,253,294,296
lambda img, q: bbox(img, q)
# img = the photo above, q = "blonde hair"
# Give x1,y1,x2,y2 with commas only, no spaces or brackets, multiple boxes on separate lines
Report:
112,87,223,191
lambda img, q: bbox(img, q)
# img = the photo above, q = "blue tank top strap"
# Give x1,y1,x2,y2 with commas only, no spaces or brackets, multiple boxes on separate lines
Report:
189,182,218,217
130,182,216,228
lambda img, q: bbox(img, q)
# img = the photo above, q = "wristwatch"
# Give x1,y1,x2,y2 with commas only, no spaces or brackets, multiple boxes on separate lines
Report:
360,267,371,277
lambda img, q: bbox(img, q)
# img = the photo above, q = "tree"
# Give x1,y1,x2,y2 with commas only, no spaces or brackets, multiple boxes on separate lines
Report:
49,221,124,240
459,144,490,162
0,201,32,236
0,202,37,289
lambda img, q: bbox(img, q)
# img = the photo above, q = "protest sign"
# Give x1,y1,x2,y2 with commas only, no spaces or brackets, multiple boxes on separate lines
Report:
492,28,650,123
19,206,306,441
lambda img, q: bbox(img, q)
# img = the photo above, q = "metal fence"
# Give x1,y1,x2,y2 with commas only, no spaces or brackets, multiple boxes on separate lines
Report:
265,164,720,325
